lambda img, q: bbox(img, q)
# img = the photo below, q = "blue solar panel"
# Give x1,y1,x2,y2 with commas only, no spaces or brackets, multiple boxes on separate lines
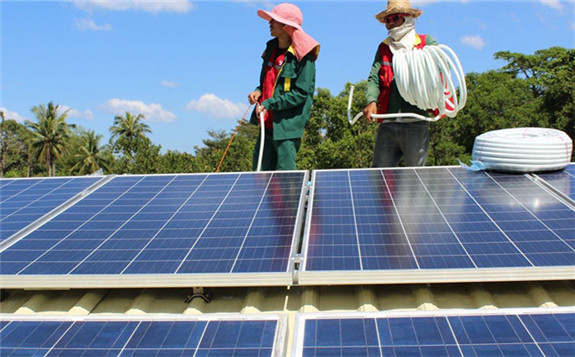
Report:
0,171,306,288
296,311,575,356
0,177,102,243
534,163,575,200
0,317,281,356
300,167,574,284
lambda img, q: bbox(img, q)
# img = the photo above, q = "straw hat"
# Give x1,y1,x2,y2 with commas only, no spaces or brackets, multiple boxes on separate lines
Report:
375,0,422,23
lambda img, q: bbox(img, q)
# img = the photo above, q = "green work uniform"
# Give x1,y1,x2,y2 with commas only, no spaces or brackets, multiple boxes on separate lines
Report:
250,38,316,171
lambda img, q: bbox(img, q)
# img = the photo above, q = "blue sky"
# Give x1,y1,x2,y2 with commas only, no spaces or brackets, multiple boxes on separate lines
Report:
2,0,574,155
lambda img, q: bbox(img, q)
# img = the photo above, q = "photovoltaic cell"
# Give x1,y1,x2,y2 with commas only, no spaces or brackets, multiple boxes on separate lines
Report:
0,171,306,288
0,316,281,356
534,163,575,200
0,177,102,243
295,311,575,356
299,167,575,284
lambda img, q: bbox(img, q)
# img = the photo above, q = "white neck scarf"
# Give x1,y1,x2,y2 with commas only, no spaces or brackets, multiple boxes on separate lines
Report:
388,16,416,53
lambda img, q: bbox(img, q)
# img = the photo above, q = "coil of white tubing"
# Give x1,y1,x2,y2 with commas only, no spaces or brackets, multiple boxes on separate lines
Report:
472,127,573,172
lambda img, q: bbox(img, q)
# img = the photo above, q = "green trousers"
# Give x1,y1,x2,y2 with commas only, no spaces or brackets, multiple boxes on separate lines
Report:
252,132,301,171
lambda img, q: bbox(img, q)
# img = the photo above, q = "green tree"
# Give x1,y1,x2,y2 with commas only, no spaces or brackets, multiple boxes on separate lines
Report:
69,130,112,175
109,112,151,161
0,115,35,177
496,47,575,141
113,136,161,174
193,120,258,173
299,82,376,170
27,102,73,176
157,150,196,174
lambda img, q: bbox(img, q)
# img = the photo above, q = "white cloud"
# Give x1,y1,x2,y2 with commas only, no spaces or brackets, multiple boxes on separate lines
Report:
74,18,112,31
538,0,563,10
73,0,193,14
59,105,95,120
161,80,179,88
460,35,485,50
185,94,249,120
101,99,176,122
0,108,28,123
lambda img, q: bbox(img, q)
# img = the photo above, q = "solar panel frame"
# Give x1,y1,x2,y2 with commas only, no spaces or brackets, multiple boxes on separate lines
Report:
0,171,309,289
0,176,108,249
291,308,575,357
297,166,575,286
0,313,288,357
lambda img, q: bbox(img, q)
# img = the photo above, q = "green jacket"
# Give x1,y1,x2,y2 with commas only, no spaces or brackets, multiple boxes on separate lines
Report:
366,34,437,118
250,38,316,140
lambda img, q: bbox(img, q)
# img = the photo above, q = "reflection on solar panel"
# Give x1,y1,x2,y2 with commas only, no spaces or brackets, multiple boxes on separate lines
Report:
293,310,575,356
0,177,102,244
0,315,284,356
299,167,575,285
0,171,307,288
534,163,575,200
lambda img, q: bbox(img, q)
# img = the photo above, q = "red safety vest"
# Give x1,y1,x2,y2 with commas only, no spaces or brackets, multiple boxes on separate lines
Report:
261,47,287,129
377,34,427,118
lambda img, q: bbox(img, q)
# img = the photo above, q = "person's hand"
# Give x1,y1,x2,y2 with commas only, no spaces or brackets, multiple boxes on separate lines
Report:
248,91,261,105
362,102,378,123
255,103,267,118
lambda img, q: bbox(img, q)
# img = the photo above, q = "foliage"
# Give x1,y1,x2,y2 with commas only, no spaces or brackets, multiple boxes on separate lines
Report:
109,112,151,161
26,102,73,176
69,130,113,175
113,136,161,174
192,120,259,173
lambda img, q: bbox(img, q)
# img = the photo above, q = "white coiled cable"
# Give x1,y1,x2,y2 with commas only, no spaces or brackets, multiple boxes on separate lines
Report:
348,44,467,124
470,128,573,172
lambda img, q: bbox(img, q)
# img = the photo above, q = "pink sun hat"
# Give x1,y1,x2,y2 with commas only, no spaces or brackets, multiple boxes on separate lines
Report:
257,3,320,61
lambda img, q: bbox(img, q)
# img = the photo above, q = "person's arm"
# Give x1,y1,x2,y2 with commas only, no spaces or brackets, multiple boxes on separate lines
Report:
363,49,382,121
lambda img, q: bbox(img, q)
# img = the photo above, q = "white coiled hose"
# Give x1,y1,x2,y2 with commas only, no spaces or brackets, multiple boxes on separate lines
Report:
469,128,573,172
348,44,467,124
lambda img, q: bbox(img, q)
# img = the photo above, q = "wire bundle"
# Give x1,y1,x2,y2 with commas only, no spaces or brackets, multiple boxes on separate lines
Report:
392,44,467,120
471,128,573,172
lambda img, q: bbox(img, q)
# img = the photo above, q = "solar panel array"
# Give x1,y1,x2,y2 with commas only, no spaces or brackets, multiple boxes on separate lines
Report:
0,171,307,288
294,310,575,356
0,177,102,244
0,316,283,356
299,167,575,284
1,166,574,355
1,166,573,288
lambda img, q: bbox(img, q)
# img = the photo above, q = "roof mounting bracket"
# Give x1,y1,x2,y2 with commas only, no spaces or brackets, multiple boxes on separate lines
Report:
185,287,213,304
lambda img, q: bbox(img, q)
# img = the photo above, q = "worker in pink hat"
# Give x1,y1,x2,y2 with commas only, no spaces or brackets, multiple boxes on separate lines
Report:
247,3,320,171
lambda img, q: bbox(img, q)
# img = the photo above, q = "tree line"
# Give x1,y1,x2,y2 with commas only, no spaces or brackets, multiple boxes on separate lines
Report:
1,47,573,178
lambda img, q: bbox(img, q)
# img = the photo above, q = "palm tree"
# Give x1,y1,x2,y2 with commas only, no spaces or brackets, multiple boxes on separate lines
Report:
27,102,73,176
109,112,151,160
70,130,112,175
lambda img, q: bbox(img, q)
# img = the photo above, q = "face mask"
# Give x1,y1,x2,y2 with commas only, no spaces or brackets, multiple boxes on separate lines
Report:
388,16,415,41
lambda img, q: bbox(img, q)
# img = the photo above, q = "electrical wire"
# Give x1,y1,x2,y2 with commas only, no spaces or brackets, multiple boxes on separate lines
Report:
469,127,573,172
348,44,467,125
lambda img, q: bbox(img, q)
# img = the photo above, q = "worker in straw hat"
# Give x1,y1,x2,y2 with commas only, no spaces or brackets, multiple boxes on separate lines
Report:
248,3,320,171
362,0,438,167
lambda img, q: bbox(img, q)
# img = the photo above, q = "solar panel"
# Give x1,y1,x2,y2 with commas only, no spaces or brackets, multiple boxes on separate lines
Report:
0,171,307,288
533,163,575,201
298,167,575,285
0,315,285,356
293,309,575,356
0,176,103,245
